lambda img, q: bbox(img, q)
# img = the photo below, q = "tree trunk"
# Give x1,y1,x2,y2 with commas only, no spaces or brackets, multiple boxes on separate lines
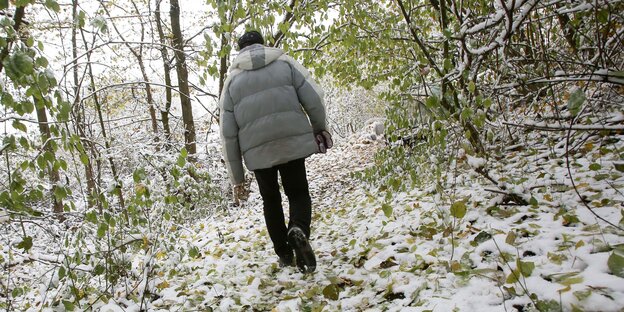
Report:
71,0,99,210
170,0,196,156
0,6,26,74
100,0,159,144
155,0,172,144
218,32,228,97
79,26,126,215
34,98,64,218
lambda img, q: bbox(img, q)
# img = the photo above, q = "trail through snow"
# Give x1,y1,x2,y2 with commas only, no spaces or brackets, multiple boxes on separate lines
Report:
101,129,624,312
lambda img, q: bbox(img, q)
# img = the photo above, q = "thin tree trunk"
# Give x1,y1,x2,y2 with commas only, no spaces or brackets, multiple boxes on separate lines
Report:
155,0,172,144
34,98,64,218
100,0,159,143
170,0,196,155
0,6,26,74
218,33,228,97
71,0,99,210
397,0,485,154
79,27,126,215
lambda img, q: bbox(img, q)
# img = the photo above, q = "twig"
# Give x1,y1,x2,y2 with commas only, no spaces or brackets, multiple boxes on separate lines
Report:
564,114,624,232
503,121,624,132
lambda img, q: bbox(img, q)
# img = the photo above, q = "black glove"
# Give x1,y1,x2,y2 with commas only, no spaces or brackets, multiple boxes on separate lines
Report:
315,130,333,153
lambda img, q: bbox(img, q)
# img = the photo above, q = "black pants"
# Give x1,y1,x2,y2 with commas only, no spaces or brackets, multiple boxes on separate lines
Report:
254,158,311,257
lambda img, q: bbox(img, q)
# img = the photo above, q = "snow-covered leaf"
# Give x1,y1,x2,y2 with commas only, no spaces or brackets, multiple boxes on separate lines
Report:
567,89,586,116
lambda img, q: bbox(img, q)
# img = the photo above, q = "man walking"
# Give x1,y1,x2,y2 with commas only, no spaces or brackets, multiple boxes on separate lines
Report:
219,30,331,273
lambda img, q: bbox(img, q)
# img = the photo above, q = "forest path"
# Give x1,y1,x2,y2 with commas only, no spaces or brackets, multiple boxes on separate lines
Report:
148,127,624,312
150,136,400,311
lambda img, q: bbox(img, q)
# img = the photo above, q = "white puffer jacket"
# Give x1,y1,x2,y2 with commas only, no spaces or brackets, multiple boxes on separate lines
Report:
219,44,327,184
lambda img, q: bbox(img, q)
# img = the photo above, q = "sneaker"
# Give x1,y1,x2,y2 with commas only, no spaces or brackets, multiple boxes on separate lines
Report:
278,250,294,267
287,227,316,273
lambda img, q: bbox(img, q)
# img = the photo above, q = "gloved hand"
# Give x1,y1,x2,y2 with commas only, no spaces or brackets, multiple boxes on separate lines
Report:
315,130,333,153
233,183,249,205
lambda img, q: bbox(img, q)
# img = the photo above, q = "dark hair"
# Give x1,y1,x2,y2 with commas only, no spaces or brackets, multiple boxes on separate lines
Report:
237,31,264,50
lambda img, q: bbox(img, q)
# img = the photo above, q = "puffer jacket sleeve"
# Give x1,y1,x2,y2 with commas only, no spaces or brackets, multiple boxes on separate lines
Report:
219,78,245,185
280,55,327,133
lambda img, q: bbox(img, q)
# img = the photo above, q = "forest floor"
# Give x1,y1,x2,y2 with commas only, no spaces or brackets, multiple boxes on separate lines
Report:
136,126,624,312
5,123,624,312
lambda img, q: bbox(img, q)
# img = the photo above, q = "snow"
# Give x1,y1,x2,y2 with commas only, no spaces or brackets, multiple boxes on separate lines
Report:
466,155,486,169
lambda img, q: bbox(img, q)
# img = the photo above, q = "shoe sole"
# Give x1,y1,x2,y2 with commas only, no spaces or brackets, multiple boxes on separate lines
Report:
288,228,316,273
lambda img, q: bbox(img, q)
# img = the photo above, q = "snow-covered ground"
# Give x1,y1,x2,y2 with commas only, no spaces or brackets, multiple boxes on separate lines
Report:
3,122,624,311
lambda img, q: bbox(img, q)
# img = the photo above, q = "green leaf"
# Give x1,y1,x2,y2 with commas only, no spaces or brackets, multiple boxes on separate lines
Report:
18,137,29,149
93,264,105,275
133,168,146,183
53,186,67,201
560,275,583,286
450,201,466,219
45,0,60,12
536,299,561,312
91,16,108,34
597,9,609,23
189,246,200,258
529,196,538,206
614,163,624,172
15,0,34,7
505,231,517,245
567,89,586,116
16,236,33,251
7,51,34,78
58,266,66,279
425,95,439,108
573,289,592,301
35,57,48,68
79,153,89,165
473,231,492,245
12,120,27,132
589,163,601,171
77,10,86,28
0,0,9,10
176,155,186,167
468,81,475,93
85,211,97,223
62,300,75,311
97,223,108,238
607,250,624,278
11,287,24,297
518,260,535,277
278,21,290,34
322,283,340,300
506,269,520,283
381,203,393,218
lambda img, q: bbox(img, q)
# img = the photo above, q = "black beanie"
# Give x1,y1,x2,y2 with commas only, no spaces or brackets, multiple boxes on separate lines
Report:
237,31,264,50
